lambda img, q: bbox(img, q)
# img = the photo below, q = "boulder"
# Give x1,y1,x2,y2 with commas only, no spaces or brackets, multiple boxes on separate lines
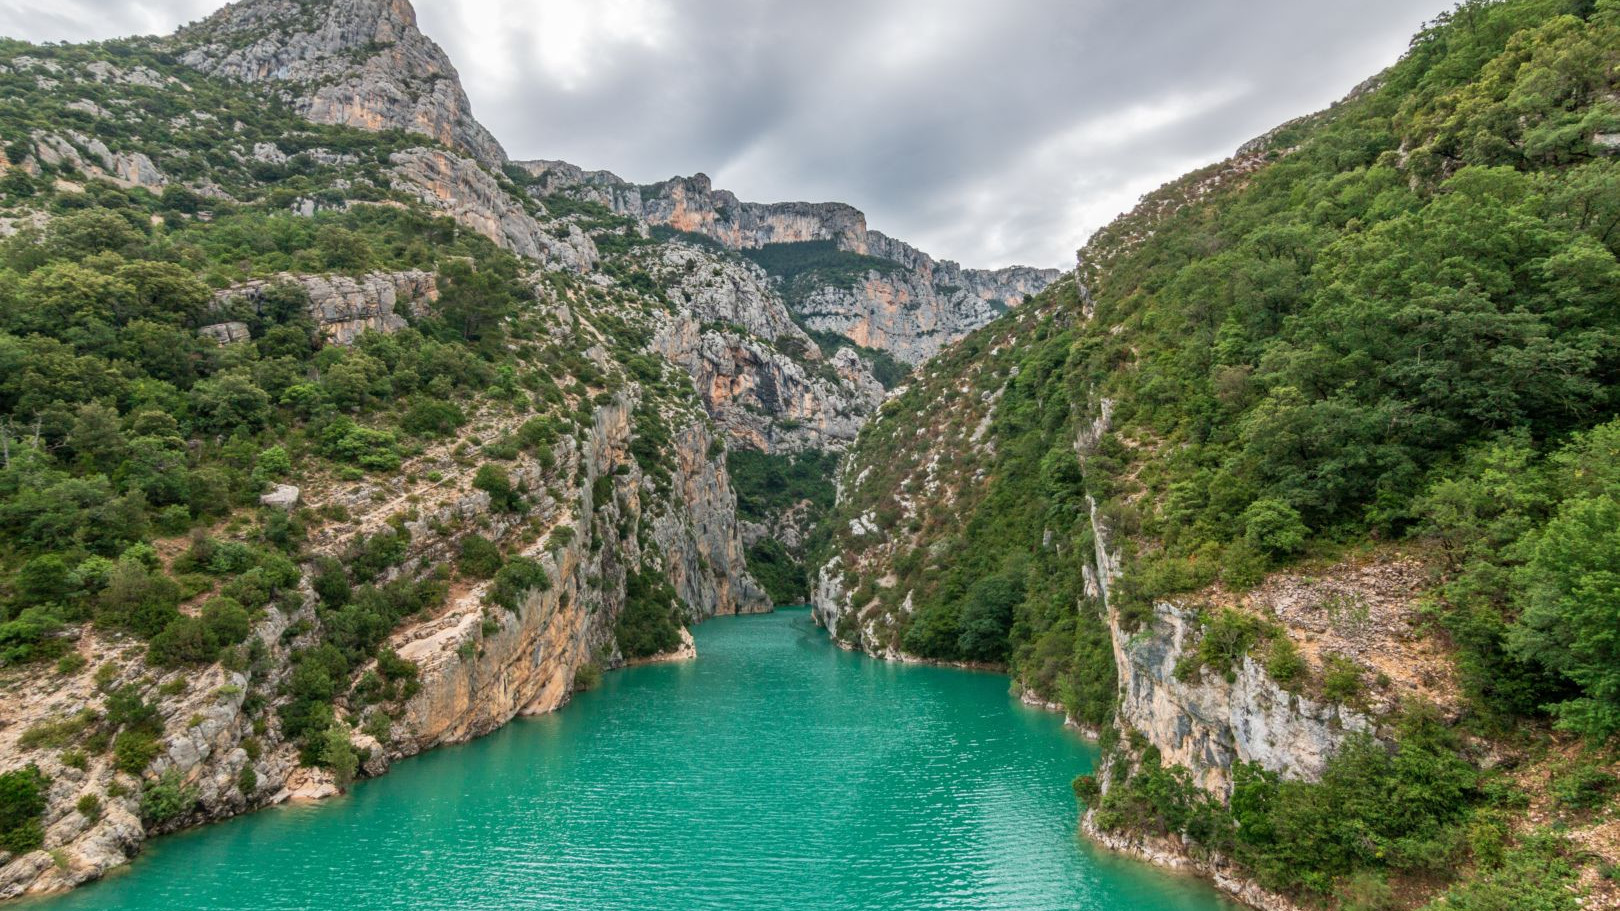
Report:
259,485,300,510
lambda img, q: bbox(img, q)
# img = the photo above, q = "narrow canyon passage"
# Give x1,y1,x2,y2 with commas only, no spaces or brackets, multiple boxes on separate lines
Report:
29,610,1234,911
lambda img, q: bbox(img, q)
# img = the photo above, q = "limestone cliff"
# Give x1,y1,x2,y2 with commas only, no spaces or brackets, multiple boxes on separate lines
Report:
390,392,766,752
522,163,1062,363
28,129,168,191
176,0,506,169
792,243,1054,364
2,0,997,899
205,270,440,345
0,292,765,898
389,148,599,271
640,243,885,454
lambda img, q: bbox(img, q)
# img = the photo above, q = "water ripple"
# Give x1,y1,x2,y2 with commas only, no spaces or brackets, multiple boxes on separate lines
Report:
31,609,1237,911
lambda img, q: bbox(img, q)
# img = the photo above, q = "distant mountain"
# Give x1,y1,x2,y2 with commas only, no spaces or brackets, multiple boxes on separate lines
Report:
524,163,1060,363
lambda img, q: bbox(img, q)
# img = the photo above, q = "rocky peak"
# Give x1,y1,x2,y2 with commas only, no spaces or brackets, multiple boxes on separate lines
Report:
518,160,873,253
175,0,506,168
524,159,1064,362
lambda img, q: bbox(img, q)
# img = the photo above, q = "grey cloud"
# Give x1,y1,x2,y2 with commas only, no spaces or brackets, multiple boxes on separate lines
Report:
0,0,1456,268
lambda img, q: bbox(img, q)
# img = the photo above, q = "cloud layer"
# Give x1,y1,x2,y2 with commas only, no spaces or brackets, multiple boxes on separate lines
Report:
0,0,1456,267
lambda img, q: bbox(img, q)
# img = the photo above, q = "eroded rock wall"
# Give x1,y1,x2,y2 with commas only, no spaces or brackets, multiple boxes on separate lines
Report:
522,162,1062,362
389,148,598,271
208,270,440,345
0,363,764,901
177,0,506,169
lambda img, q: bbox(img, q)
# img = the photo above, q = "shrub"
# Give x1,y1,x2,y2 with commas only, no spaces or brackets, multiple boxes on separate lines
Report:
139,769,198,826
1337,871,1396,911
1220,540,1271,590
614,571,683,659
112,730,162,774
147,615,219,666
457,534,503,579
202,598,252,646
1178,609,1270,684
473,463,522,512
1322,655,1364,704
400,399,465,437
488,557,549,612
1428,833,1578,911
1550,763,1618,811
18,712,93,750
572,662,602,692
318,418,400,472
0,765,48,854
0,607,68,664
1242,499,1308,557
55,652,88,675
255,445,291,479
1264,637,1306,690
75,793,101,821
96,559,182,639
319,722,358,789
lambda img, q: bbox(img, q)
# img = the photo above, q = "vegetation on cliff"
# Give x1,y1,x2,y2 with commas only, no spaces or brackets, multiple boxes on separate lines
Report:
0,28,748,874
822,0,1620,904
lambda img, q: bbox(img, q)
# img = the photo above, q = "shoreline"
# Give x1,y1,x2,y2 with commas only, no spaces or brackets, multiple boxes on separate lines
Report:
809,614,1279,911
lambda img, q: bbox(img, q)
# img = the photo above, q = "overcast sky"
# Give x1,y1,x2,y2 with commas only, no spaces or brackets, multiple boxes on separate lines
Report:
1,0,1456,269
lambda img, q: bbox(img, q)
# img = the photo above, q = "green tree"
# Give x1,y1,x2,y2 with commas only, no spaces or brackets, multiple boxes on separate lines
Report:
436,260,515,344
190,370,271,437
0,765,48,854
319,721,359,789
1510,494,1620,740
488,557,549,612
1242,499,1308,557
957,572,1024,663
16,554,74,607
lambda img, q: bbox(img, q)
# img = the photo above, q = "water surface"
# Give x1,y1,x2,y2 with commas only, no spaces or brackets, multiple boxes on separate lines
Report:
37,608,1233,911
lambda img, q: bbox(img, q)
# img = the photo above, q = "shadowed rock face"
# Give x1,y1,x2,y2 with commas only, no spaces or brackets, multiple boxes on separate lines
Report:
176,0,506,169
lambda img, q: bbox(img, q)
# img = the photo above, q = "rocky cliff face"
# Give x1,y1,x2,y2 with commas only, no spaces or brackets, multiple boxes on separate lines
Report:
641,243,885,453
29,129,168,191
0,307,765,898
651,322,882,454
389,391,766,752
1077,474,1374,796
205,270,440,345
176,0,506,169
389,148,599,271
524,163,1062,363
791,247,1055,364
0,0,1024,899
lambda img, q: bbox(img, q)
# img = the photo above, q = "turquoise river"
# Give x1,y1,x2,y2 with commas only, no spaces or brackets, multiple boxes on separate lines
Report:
32,608,1235,911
